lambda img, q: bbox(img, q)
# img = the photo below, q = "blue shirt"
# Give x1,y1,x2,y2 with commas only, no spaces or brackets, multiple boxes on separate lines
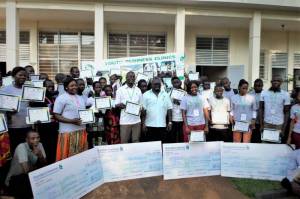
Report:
142,90,172,127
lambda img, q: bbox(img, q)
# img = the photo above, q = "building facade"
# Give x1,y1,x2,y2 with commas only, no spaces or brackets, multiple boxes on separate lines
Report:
1,0,300,90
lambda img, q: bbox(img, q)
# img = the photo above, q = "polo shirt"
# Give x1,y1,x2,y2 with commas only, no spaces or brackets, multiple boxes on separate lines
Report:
142,90,172,127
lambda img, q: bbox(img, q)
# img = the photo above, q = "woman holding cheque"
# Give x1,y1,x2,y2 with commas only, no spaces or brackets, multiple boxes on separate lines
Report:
53,76,91,161
180,81,210,142
230,79,256,143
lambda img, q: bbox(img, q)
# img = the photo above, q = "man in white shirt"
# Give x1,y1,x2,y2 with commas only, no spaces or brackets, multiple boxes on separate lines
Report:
249,78,264,143
115,71,142,143
142,77,173,142
260,76,291,141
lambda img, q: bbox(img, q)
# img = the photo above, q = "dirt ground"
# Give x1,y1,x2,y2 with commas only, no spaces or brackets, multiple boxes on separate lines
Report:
83,176,248,199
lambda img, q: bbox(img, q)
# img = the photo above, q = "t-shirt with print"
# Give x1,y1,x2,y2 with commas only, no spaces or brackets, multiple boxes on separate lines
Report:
0,84,31,128
291,104,300,134
53,93,87,133
180,94,209,126
5,142,46,186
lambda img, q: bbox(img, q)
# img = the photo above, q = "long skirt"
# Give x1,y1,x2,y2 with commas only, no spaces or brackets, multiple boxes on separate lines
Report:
56,129,88,161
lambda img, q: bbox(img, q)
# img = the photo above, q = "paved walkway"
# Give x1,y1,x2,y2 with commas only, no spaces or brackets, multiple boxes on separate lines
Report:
83,176,248,199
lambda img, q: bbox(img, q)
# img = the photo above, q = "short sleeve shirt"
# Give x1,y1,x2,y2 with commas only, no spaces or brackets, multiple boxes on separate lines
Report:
208,96,230,128
260,90,291,125
231,94,256,122
291,104,300,133
142,90,172,127
0,85,31,128
223,89,235,101
180,94,209,126
53,93,86,133
5,142,46,186
115,85,142,125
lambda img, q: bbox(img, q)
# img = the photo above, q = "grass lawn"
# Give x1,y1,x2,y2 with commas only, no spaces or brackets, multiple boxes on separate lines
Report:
229,178,282,198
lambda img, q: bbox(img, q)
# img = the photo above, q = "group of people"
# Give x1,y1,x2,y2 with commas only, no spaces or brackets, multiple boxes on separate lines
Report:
0,64,300,198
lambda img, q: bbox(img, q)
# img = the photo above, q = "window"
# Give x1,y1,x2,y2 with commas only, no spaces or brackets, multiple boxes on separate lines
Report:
38,31,94,80
0,31,30,64
196,37,229,66
294,53,300,68
271,52,288,90
259,51,266,79
108,32,166,58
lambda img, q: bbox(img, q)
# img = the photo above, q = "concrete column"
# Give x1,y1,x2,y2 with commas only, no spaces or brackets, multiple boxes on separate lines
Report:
175,7,185,54
249,11,261,85
29,21,38,72
94,3,104,68
6,0,19,71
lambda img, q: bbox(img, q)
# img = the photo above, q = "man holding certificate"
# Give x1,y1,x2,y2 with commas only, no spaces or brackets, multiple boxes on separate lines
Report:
115,71,142,143
0,67,32,152
231,79,256,143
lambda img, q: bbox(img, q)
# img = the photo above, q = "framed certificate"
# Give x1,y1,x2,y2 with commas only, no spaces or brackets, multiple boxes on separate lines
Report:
212,112,229,125
170,88,186,101
189,131,206,142
29,74,40,81
21,85,46,102
78,109,95,124
125,101,141,116
0,114,8,134
261,129,281,143
233,121,249,132
95,97,111,110
2,76,14,87
188,72,199,81
27,107,51,124
135,73,150,84
31,80,44,88
0,94,20,112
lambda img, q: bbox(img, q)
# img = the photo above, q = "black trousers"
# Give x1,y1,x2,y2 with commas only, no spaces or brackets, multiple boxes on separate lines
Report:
8,173,33,199
209,128,231,142
146,127,166,142
169,121,183,143
8,127,32,154
251,124,261,143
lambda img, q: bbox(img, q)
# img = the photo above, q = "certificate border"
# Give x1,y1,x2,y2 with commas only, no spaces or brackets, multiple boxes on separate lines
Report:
21,85,46,102
29,74,40,81
261,128,281,143
124,101,141,116
78,109,95,124
31,80,44,88
0,115,8,133
0,93,21,112
189,130,206,143
170,88,186,101
95,97,111,110
27,107,51,124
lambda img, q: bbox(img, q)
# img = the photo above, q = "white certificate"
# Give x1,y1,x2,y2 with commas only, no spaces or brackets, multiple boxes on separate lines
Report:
29,74,40,81
135,73,150,83
78,109,95,124
163,78,172,88
95,97,111,110
0,94,20,112
233,121,249,132
262,129,281,143
125,102,141,116
31,80,44,88
27,107,50,124
2,76,14,87
21,85,46,102
170,88,186,101
0,115,8,134
212,112,229,125
188,72,199,81
80,70,93,78
189,131,206,142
